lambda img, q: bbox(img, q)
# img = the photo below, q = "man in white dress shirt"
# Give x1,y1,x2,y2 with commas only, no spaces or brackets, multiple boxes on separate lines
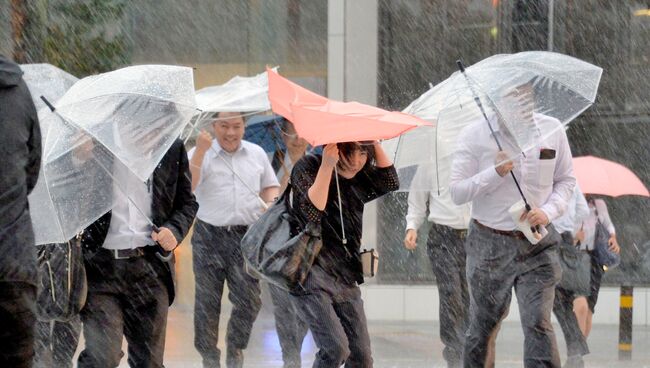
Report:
404,164,471,368
189,111,280,368
449,82,576,368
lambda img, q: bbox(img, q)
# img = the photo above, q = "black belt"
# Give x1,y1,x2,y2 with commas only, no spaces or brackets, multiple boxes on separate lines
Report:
216,225,248,233
472,219,527,240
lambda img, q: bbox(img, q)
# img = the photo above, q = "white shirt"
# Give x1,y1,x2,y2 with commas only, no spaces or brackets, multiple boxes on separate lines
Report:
554,185,589,235
581,199,616,251
190,140,279,226
449,113,576,231
406,164,471,230
103,162,153,250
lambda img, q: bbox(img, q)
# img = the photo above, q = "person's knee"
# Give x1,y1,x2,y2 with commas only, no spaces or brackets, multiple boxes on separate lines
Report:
573,297,589,315
521,308,553,333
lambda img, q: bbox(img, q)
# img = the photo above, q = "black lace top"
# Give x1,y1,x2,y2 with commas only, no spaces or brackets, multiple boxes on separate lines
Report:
290,154,399,285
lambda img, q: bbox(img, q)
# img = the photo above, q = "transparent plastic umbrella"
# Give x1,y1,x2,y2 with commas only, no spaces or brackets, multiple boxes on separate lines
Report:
20,63,78,110
385,51,602,193
28,64,197,244
183,68,275,142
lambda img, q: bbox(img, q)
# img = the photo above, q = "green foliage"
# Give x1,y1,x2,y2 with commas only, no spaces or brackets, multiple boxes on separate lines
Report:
41,0,131,77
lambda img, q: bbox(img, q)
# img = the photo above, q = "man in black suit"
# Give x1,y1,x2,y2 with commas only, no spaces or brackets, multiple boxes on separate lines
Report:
77,139,198,368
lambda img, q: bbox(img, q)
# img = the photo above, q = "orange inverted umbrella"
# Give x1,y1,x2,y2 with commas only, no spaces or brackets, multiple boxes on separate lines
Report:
573,156,649,197
267,68,431,146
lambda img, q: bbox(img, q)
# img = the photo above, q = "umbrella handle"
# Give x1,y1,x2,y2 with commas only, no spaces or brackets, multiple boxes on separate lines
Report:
151,225,174,262
40,96,56,112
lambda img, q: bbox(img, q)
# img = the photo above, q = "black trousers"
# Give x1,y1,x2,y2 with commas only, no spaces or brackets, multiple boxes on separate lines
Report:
192,220,261,367
425,222,469,367
78,249,169,368
587,251,605,313
34,315,82,368
0,282,36,368
290,265,372,368
268,283,309,368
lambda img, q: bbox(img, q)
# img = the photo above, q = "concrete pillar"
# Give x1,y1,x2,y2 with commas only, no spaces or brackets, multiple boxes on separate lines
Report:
327,0,379,251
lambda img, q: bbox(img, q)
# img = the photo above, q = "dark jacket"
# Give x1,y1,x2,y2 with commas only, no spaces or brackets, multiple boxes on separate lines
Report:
81,139,198,304
0,56,42,286
290,154,399,285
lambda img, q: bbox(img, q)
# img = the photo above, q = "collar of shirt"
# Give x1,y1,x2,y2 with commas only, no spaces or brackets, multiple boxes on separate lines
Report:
209,139,245,157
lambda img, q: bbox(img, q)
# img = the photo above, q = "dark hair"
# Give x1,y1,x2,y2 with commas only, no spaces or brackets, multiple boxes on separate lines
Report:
336,141,376,171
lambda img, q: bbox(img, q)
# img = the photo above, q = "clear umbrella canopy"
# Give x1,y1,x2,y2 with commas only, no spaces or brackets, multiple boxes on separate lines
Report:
52,64,197,181
183,68,275,141
28,64,197,244
384,51,603,192
19,63,78,110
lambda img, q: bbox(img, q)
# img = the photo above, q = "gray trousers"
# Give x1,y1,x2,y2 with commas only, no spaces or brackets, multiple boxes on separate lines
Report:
464,221,562,368
426,222,469,367
192,220,261,367
552,232,589,359
269,283,309,368
290,265,372,368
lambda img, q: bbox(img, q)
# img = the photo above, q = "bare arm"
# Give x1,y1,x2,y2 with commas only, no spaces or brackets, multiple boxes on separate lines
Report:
307,144,338,211
190,130,213,191
260,186,280,205
190,150,206,191
373,141,393,168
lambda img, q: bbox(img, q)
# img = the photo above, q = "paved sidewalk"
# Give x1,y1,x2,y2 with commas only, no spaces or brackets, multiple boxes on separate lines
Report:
107,307,650,367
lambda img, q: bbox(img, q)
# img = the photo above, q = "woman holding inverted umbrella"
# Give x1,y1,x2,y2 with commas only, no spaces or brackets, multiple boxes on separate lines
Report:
266,69,429,368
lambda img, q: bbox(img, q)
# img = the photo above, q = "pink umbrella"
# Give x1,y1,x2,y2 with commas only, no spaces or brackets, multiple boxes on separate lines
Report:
267,68,431,146
573,156,649,197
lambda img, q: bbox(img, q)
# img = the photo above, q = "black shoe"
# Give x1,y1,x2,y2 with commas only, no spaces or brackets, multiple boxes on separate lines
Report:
226,348,244,368
563,355,585,368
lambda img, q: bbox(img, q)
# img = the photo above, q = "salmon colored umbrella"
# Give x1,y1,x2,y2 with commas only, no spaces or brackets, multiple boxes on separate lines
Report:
573,156,649,197
267,68,431,146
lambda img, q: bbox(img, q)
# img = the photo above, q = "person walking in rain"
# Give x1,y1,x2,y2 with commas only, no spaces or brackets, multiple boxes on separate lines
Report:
403,164,470,368
572,195,619,340
551,185,590,368
268,118,310,368
189,111,280,368
0,55,42,368
77,138,198,368
289,141,399,368
449,81,575,367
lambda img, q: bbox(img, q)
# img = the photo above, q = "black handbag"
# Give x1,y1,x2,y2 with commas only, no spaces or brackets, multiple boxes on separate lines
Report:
241,183,323,290
36,234,88,322
557,235,591,295
592,218,620,269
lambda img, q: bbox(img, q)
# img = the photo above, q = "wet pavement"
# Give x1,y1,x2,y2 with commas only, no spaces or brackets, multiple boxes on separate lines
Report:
100,306,650,367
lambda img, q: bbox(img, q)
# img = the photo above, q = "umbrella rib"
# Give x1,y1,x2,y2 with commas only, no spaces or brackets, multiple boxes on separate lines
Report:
457,62,534,215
